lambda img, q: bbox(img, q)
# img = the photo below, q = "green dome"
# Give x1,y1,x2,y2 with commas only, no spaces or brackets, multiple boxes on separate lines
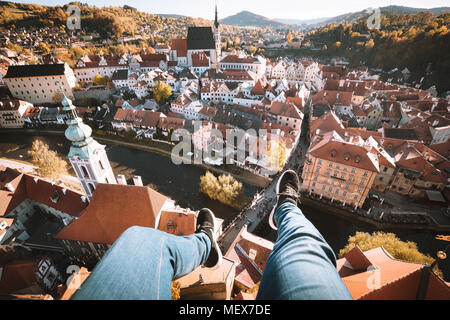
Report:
65,121,92,142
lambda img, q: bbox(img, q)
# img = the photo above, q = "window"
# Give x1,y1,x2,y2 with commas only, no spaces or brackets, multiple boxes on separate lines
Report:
81,166,89,179
343,191,347,197
363,171,368,177
352,168,356,173
329,187,332,192
329,163,333,168
360,179,365,185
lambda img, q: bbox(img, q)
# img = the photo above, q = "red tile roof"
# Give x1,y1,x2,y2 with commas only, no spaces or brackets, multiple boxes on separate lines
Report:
55,184,168,244
269,101,302,119
0,261,38,296
312,90,353,106
221,55,255,64
309,135,380,172
192,52,209,67
170,39,187,57
225,226,274,289
0,167,87,218
337,246,450,300
157,209,196,236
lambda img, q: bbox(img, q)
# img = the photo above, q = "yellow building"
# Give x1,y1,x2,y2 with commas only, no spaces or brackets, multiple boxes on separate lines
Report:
302,131,381,209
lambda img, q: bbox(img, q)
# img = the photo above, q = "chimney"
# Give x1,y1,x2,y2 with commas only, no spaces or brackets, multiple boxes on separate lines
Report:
133,176,143,187
116,174,127,185
5,183,15,192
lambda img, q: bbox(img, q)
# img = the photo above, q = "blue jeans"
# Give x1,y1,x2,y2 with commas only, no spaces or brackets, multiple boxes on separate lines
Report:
256,202,352,299
72,228,211,300
72,202,352,300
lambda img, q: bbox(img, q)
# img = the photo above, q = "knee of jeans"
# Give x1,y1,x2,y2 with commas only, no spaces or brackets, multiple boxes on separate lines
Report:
118,225,147,242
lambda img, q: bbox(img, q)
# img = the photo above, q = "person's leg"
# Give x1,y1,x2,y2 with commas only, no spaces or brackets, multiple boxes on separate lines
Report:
71,226,211,300
257,201,353,300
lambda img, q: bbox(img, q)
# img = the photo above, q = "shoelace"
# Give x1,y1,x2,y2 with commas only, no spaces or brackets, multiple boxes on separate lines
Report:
278,184,299,200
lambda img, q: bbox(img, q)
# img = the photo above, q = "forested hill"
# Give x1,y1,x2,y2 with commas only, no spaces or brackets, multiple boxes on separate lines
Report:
307,12,450,94
0,1,212,38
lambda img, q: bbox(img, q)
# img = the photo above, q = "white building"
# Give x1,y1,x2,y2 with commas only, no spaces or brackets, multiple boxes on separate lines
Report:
4,63,76,104
74,54,128,83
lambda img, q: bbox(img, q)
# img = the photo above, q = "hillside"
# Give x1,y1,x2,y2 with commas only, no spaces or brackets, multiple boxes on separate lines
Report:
0,1,204,38
305,11,450,94
313,5,450,27
220,10,286,28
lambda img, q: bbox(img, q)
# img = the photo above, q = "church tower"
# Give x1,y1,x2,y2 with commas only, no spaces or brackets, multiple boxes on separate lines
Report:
62,95,116,200
213,3,221,68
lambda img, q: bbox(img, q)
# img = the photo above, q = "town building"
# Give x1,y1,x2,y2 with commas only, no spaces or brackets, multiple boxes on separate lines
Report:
4,63,76,104
0,98,32,128
302,130,382,209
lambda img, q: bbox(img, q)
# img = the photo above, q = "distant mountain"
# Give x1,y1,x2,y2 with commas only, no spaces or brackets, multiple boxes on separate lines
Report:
158,14,187,18
274,17,331,25
276,5,450,26
220,11,287,28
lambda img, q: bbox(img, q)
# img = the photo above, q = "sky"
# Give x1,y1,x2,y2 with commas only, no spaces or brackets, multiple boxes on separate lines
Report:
11,0,450,20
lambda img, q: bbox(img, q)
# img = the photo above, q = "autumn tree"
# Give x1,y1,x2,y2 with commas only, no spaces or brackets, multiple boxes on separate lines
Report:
39,42,51,55
199,171,243,208
153,82,172,104
28,139,69,180
52,91,64,104
339,231,443,278
267,140,287,173
93,73,107,85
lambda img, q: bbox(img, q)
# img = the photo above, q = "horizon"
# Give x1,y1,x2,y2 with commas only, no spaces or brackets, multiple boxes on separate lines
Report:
9,0,450,21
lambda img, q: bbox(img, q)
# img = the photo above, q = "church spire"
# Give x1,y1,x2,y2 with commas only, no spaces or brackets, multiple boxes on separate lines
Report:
214,2,219,29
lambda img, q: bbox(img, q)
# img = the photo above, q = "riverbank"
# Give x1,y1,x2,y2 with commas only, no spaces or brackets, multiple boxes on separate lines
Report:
300,197,450,232
0,128,270,188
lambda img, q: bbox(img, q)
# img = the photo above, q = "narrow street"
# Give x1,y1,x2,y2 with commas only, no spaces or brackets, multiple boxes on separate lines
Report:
218,98,312,252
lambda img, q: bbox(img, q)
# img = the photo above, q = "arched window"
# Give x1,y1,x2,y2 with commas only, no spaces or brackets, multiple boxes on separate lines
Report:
81,166,89,179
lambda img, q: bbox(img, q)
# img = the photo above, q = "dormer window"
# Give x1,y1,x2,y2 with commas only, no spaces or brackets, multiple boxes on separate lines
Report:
355,155,361,163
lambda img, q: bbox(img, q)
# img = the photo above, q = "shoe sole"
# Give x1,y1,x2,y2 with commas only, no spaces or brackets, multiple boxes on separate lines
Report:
200,208,223,270
268,170,299,231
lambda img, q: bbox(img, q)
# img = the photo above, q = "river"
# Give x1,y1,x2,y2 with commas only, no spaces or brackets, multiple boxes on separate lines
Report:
0,131,448,281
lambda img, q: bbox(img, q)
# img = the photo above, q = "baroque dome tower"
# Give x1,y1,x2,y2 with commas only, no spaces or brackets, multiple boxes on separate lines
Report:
62,95,116,200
